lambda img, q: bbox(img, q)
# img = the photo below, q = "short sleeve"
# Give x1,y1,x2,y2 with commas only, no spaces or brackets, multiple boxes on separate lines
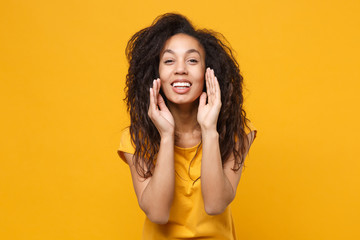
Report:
117,127,135,165
245,120,258,141
233,120,258,144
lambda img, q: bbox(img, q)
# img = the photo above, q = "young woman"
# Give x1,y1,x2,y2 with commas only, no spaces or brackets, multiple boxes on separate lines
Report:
118,13,257,240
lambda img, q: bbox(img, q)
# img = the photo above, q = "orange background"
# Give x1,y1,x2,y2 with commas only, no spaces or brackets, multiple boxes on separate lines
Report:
1,0,359,239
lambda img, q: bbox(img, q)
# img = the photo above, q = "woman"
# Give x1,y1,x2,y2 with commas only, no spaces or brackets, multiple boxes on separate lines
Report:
118,13,257,239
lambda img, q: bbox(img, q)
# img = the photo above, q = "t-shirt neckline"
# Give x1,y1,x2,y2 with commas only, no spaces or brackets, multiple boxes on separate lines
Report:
174,141,202,151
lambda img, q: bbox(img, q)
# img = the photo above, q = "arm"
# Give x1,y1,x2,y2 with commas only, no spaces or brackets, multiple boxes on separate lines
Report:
125,78,175,224
198,68,256,215
123,134,174,224
200,129,255,215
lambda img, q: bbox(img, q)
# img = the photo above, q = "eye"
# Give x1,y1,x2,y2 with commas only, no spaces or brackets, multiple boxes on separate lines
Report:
188,59,198,64
164,59,174,64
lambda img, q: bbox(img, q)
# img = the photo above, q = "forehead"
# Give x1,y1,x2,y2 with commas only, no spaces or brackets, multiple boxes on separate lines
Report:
160,33,205,56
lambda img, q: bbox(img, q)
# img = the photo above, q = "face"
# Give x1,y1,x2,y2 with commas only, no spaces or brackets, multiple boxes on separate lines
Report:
159,33,206,106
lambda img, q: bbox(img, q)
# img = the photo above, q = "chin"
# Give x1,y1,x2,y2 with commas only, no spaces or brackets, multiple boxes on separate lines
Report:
167,96,200,106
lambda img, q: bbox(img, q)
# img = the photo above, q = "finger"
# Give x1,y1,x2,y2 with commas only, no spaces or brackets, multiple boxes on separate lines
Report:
209,69,214,93
214,76,221,101
153,79,158,106
215,77,221,105
149,87,156,112
211,69,216,95
206,68,210,91
199,92,207,109
156,78,161,106
211,69,218,92
157,78,161,95
205,68,210,97
208,69,215,104
157,93,168,111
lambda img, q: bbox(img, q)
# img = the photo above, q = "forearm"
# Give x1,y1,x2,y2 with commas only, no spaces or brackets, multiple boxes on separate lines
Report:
140,134,175,223
201,129,235,215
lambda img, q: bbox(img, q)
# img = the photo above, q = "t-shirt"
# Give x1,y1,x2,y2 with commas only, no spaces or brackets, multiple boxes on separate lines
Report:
117,122,257,240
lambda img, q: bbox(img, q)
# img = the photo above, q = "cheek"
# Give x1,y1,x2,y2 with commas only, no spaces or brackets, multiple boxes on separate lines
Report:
195,71,205,87
159,67,171,81
197,66,206,79
194,77,205,96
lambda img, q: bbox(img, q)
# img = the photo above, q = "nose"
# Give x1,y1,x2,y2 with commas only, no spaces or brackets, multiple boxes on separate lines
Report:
175,61,188,75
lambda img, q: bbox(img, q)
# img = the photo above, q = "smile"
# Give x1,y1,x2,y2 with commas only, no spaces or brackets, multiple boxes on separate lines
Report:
172,82,191,88
171,81,192,94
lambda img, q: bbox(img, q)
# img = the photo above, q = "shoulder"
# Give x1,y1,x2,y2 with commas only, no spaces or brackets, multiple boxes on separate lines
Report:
234,120,258,144
244,120,257,139
117,127,136,164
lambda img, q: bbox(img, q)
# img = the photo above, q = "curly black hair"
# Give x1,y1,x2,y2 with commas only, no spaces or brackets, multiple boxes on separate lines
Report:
125,13,252,178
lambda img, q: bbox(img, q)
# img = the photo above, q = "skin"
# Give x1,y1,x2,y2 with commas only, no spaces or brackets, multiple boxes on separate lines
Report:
124,33,255,224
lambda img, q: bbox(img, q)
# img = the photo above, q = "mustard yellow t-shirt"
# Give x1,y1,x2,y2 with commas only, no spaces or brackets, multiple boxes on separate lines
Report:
117,122,257,240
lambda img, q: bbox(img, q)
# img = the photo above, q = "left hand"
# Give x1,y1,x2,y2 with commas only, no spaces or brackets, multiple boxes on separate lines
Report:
197,68,222,131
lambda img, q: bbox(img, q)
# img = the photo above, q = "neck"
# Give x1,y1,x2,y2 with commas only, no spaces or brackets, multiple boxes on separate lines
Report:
167,100,200,134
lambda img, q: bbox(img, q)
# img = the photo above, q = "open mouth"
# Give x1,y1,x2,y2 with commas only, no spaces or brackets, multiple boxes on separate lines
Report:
171,82,192,89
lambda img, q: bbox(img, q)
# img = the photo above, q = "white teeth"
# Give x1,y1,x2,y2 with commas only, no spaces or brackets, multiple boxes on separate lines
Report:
173,82,191,87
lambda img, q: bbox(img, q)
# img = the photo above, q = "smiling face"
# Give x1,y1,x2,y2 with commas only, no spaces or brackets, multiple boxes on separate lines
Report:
159,33,206,106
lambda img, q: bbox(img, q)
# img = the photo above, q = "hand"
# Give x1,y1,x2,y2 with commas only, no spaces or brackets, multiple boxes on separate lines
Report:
197,68,222,131
148,78,175,137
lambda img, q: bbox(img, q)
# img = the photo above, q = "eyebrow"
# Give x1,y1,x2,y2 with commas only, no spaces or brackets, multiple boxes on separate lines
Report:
162,49,201,56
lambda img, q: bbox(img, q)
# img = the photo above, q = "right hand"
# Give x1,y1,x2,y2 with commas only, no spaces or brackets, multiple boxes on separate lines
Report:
148,78,175,137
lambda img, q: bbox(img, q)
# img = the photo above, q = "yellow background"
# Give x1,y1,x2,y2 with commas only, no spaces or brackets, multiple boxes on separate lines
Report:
1,0,359,239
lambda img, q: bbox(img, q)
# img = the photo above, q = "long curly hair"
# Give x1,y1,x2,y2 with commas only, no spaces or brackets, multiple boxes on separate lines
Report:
125,13,253,178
